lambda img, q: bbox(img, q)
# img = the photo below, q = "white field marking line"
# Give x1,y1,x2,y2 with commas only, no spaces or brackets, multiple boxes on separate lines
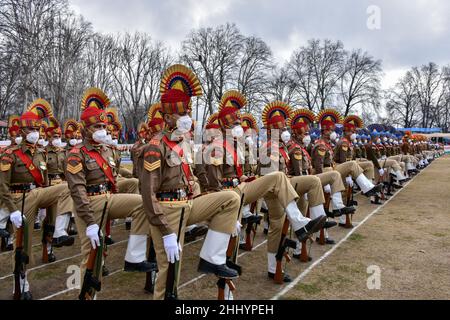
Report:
178,239,268,290
0,235,205,281
271,165,428,300
36,237,207,300
39,269,124,300
0,222,127,257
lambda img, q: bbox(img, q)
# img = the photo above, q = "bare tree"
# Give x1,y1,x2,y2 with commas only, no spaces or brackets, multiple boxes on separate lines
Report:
385,71,420,128
308,39,346,111
340,49,382,117
0,0,69,109
110,32,171,129
181,23,243,124
236,36,274,114
39,12,92,119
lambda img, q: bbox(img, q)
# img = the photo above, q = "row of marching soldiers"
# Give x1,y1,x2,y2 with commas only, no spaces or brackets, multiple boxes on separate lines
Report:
0,64,444,300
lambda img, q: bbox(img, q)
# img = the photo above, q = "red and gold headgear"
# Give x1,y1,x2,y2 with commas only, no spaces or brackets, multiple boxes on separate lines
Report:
46,117,62,137
288,109,316,133
343,115,364,133
8,115,20,136
206,113,221,130
241,113,258,133
20,99,53,128
106,107,122,132
218,90,247,128
317,109,342,131
160,64,202,115
262,101,292,130
64,119,80,139
147,103,165,134
80,88,110,128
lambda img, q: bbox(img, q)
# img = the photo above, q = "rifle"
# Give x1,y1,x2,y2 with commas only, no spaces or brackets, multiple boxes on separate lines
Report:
299,207,311,263
41,216,54,263
144,238,158,294
79,201,108,300
218,194,245,300
318,193,331,246
344,185,354,229
274,217,297,284
244,210,262,252
14,191,29,300
164,207,185,300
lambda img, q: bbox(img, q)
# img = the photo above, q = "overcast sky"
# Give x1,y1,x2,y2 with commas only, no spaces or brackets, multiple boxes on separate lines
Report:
70,0,449,89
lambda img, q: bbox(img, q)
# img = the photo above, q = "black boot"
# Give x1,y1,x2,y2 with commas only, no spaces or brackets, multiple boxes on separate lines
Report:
295,216,327,243
52,235,75,248
364,184,383,197
198,258,239,279
124,260,157,273
105,236,115,246
268,272,292,283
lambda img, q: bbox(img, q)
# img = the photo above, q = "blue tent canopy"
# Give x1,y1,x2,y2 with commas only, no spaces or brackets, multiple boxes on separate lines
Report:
396,128,442,133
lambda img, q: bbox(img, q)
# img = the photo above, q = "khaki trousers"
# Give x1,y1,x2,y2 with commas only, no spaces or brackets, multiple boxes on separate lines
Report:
291,176,325,217
74,193,149,280
46,182,73,225
151,190,240,300
356,160,375,180
375,159,402,180
11,184,70,265
233,172,299,253
335,161,364,182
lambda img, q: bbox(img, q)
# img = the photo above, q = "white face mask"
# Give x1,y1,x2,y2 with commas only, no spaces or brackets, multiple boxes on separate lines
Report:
69,139,78,146
52,138,62,147
176,115,193,134
77,139,83,144
245,136,254,146
383,137,388,142
92,129,108,144
353,139,358,144
15,137,23,145
111,139,118,147
37,138,45,146
389,139,393,143
350,134,357,141
363,139,367,144
376,138,381,144
231,125,244,138
26,132,40,144
281,131,291,143
330,132,337,141
303,135,312,147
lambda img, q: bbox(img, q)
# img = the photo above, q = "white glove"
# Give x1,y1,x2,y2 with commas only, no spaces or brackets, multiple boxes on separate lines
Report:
345,176,354,188
235,221,242,236
163,233,181,264
10,211,24,228
86,224,100,249
38,208,47,222
378,168,385,176
323,184,332,194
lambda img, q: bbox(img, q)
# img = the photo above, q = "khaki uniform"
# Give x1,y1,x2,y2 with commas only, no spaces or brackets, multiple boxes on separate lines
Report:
46,145,73,224
139,132,240,300
311,139,364,181
0,144,71,264
65,141,149,278
287,139,345,213
198,138,302,254
334,138,374,180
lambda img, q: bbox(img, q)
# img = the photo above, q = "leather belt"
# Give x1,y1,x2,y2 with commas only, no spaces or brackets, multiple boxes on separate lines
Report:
157,188,191,202
222,177,240,189
10,183,36,193
86,183,112,196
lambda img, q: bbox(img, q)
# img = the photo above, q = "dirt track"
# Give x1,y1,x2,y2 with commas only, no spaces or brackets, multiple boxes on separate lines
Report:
0,156,448,300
